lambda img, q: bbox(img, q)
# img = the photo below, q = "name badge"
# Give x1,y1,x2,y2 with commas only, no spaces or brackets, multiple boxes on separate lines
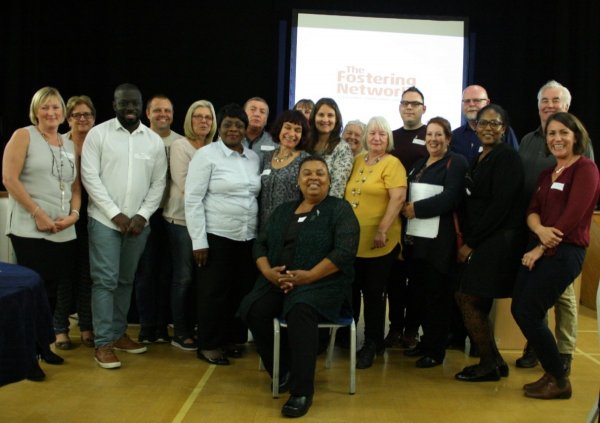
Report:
261,145,275,151
297,216,307,222
465,188,471,196
63,152,75,160
413,138,425,146
551,182,565,191
261,169,272,176
478,146,483,153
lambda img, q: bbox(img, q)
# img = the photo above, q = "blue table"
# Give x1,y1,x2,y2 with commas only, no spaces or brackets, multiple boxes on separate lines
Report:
0,262,54,386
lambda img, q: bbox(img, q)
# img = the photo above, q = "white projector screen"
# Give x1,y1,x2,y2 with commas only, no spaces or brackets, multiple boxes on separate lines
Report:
290,11,467,131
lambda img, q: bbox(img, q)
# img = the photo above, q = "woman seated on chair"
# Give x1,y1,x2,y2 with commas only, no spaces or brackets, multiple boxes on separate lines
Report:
239,155,359,418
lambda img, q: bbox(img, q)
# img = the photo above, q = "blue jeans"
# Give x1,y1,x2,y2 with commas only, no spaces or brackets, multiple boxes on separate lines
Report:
165,221,195,338
88,218,150,347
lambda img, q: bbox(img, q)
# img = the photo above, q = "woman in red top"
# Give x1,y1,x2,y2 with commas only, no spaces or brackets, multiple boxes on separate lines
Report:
512,112,600,400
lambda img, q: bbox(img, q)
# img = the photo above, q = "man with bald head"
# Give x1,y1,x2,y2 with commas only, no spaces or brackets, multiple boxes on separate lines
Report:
451,85,519,163
82,83,167,369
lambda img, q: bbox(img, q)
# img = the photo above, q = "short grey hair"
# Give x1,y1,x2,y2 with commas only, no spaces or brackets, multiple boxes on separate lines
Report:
537,80,571,107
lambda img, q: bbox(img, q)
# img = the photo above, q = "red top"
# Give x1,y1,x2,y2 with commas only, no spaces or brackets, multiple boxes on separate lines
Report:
528,156,600,249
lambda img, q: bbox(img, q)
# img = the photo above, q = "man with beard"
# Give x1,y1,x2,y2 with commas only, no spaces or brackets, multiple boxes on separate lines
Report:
81,83,167,369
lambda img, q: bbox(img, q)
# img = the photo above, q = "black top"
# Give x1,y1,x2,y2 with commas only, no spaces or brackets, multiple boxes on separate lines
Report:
406,151,468,274
461,143,525,248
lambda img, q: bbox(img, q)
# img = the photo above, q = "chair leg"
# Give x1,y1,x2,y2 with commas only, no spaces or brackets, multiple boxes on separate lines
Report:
273,318,280,398
325,327,337,369
349,320,356,394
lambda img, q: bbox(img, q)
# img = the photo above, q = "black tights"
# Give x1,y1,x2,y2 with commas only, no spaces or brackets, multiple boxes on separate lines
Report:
455,292,504,369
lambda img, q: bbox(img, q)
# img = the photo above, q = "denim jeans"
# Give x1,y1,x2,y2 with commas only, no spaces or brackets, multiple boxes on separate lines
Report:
134,211,171,330
165,220,195,338
88,217,150,347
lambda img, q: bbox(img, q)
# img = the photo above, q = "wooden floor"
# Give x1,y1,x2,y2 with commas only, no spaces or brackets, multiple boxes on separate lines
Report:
1,307,599,423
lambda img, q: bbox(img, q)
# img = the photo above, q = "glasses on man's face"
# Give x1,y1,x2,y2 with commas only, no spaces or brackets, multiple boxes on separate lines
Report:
462,98,488,105
476,120,504,130
71,112,94,120
400,101,423,108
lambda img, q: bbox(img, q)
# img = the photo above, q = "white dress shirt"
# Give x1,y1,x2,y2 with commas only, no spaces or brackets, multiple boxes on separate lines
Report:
185,140,261,250
81,118,167,230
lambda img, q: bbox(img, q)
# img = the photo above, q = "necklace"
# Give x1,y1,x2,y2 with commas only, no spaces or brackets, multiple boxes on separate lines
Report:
554,157,577,175
273,148,293,163
37,127,72,213
364,153,384,165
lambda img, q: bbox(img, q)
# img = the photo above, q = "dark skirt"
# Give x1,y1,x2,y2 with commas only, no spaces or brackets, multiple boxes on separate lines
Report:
458,229,526,298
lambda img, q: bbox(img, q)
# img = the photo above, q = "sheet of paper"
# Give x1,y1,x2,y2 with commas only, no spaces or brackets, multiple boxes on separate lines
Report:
405,182,443,238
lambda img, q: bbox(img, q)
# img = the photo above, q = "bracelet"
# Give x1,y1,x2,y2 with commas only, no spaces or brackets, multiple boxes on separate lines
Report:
31,206,40,218
538,243,546,251
466,252,474,264
71,209,80,217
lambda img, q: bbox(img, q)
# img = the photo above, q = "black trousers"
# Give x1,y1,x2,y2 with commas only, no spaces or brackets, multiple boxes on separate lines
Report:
195,234,256,350
512,243,585,379
386,259,421,337
411,259,453,361
245,290,319,397
353,246,399,348
9,235,75,315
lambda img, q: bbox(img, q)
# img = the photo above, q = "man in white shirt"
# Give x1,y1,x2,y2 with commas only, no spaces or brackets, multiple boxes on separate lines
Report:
81,83,167,369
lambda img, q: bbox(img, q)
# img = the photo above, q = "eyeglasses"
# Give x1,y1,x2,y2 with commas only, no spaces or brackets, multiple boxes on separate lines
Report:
400,101,424,107
71,112,94,120
476,120,504,130
192,114,213,121
462,98,488,105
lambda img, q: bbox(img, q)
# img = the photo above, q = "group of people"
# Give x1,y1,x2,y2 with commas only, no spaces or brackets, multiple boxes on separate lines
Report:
2,79,598,417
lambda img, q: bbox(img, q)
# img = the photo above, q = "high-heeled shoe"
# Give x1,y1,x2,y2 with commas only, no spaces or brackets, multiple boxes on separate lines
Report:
39,349,64,365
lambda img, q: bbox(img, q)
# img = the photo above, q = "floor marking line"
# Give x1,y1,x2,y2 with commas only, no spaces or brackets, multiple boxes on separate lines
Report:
576,347,600,367
172,365,216,423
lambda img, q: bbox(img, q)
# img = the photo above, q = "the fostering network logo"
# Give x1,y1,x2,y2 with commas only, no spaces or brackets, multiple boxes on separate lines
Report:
337,65,416,98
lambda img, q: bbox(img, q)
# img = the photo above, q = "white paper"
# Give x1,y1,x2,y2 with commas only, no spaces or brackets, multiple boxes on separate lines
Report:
406,182,443,238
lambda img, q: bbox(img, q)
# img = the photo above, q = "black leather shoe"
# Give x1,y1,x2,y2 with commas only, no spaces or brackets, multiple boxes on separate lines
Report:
281,395,313,418
498,362,509,377
415,356,442,368
27,361,46,381
516,343,538,368
403,344,424,357
356,340,378,369
455,365,501,382
198,350,230,365
39,349,64,365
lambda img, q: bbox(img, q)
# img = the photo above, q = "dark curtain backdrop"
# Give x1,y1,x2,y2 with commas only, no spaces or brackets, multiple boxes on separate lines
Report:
1,1,598,182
